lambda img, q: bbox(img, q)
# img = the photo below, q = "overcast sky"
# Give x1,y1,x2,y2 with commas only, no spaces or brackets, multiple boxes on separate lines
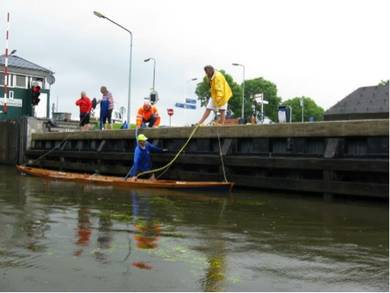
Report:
1,0,389,125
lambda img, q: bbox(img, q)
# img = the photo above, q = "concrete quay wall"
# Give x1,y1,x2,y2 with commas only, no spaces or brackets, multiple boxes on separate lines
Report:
0,117,46,165
26,119,389,199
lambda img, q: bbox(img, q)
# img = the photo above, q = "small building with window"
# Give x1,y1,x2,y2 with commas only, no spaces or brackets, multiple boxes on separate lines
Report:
0,54,55,121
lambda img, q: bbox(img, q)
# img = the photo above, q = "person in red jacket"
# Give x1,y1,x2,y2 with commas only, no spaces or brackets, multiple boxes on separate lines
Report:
75,91,92,130
136,101,160,128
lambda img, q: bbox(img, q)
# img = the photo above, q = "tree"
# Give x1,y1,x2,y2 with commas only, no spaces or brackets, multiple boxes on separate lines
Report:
378,80,389,86
282,96,325,122
243,78,281,122
195,70,241,116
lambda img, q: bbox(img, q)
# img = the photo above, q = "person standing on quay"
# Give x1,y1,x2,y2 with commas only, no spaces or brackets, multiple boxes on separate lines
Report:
197,65,232,125
75,91,92,131
99,86,114,130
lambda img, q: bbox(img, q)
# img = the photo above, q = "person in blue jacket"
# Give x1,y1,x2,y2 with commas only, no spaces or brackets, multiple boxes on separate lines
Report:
126,134,167,181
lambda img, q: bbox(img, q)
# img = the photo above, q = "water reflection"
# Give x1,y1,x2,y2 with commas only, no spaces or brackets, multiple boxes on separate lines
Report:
24,219,48,253
130,192,160,270
95,210,114,263
73,208,92,256
201,199,227,292
132,192,160,250
0,166,388,291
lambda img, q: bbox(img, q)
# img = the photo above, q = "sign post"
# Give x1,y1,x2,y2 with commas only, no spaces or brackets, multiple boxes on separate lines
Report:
254,93,268,124
167,108,174,127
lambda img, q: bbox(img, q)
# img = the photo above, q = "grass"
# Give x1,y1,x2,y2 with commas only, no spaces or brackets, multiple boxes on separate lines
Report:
89,120,136,130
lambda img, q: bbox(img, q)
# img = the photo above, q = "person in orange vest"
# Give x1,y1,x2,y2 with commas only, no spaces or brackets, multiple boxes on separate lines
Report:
136,101,160,128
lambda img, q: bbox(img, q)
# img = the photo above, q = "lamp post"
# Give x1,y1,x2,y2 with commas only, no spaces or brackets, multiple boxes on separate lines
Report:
144,57,156,91
93,11,133,124
232,63,245,120
185,77,198,99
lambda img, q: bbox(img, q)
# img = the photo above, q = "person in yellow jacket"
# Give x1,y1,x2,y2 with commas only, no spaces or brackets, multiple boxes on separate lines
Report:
197,65,232,125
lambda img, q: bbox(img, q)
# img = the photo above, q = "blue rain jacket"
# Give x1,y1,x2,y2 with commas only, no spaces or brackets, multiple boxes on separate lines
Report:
129,142,162,177
100,99,109,116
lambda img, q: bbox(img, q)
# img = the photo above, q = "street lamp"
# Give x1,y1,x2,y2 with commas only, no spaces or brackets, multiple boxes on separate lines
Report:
184,77,198,99
144,57,156,91
232,63,245,120
93,11,133,124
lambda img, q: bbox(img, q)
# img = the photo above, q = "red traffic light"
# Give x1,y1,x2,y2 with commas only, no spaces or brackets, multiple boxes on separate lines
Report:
32,85,41,94
31,85,41,106
167,108,174,116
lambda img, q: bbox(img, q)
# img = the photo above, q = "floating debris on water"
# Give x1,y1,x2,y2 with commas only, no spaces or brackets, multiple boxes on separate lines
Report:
132,261,152,270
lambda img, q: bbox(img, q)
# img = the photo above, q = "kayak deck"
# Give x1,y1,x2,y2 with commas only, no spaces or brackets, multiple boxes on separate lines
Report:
16,165,234,191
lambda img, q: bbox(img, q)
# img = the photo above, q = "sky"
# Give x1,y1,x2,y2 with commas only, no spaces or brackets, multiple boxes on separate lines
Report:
1,0,389,125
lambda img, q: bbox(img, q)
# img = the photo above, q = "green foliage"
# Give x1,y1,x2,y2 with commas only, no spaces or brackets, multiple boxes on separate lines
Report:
195,76,211,107
282,96,325,122
243,78,281,122
378,80,389,86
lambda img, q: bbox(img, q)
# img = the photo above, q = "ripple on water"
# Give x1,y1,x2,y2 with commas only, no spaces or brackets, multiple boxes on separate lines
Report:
0,166,388,291
0,250,45,270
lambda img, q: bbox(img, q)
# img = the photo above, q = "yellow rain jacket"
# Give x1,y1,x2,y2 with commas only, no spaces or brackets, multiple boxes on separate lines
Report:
210,71,232,107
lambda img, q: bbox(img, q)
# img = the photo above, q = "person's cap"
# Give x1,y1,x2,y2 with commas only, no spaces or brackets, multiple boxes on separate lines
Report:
137,134,148,141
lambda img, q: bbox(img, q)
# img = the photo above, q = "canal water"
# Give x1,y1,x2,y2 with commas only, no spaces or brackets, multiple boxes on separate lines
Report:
0,166,388,291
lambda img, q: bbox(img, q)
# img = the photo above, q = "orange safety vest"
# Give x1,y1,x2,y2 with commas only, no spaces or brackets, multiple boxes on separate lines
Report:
136,105,160,127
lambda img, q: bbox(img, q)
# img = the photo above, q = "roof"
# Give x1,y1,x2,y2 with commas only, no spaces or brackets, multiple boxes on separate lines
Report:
0,54,53,74
325,85,389,115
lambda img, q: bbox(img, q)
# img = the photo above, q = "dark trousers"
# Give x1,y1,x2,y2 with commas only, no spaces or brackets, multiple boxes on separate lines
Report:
141,115,157,128
79,112,90,126
100,109,113,129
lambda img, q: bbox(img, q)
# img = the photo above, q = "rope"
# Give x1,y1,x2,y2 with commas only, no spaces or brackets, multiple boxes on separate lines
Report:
124,127,139,179
216,126,228,182
28,132,73,165
155,160,170,179
136,124,200,178
28,111,95,165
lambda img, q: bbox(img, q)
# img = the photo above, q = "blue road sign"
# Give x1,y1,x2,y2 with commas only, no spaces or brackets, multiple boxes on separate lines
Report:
184,104,196,109
185,98,197,104
175,103,185,108
175,102,196,110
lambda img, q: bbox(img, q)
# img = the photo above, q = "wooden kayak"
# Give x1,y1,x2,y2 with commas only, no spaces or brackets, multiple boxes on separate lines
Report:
16,165,234,191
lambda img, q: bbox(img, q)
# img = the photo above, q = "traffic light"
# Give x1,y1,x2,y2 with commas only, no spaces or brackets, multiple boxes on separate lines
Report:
31,85,41,106
150,91,158,104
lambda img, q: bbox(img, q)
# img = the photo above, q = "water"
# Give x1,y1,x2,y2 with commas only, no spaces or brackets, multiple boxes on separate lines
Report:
0,166,388,291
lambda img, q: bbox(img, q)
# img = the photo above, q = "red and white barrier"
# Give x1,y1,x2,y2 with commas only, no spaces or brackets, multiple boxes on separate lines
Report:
2,12,10,113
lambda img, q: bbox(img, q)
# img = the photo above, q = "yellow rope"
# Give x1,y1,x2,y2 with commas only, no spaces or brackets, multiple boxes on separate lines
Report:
216,126,228,182
136,124,200,178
